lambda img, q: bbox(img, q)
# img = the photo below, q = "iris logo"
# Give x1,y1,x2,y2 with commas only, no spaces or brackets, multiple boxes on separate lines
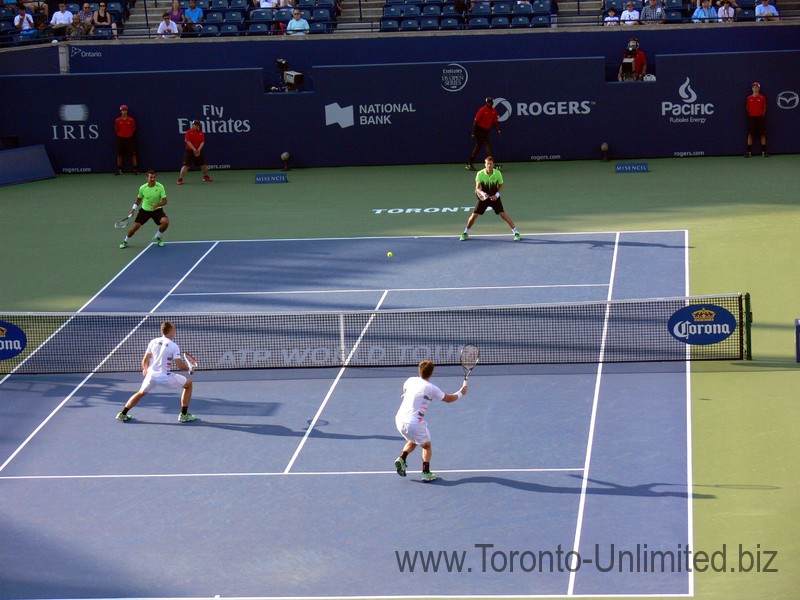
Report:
661,77,714,121
59,104,89,122
52,105,99,140
777,91,799,110
492,97,513,122
325,103,355,128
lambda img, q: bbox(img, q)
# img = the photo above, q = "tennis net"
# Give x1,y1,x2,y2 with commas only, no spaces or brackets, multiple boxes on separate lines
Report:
0,293,751,374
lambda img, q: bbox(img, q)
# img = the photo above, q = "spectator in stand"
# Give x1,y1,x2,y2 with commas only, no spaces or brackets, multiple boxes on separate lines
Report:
77,1,94,27
21,0,49,19
717,0,735,20
604,6,620,23
166,0,185,32
754,0,778,20
93,1,118,37
14,5,37,36
182,0,203,35
286,8,309,33
50,2,73,37
692,0,717,21
65,12,91,37
157,10,179,37
620,1,640,24
640,0,664,23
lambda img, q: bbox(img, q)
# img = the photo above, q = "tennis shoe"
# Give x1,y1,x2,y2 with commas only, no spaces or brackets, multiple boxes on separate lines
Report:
178,412,196,423
177,178,184,185
744,152,752,158
133,169,140,175
115,169,122,176
421,472,438,483
202,175,213,182
465,163,475,171
513,232,521,241
460,232,468,241
762,151,769,157
394,457,407,477
116,412,131,422
119,240,127,249
152,236,164,247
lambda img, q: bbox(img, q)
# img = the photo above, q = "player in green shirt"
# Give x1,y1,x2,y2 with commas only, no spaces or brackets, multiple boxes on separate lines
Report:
119,170,171,249
460,156,520,241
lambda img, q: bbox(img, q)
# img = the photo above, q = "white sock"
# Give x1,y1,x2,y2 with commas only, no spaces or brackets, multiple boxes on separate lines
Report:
155,232,162,239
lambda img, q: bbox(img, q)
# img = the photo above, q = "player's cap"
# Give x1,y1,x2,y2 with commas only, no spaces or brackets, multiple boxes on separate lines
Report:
192,119,201,124
119,104,128,110
485,97,494,104
751,82,760,88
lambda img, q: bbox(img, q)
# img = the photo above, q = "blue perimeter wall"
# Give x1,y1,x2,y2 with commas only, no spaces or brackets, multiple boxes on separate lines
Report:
1,26,798,172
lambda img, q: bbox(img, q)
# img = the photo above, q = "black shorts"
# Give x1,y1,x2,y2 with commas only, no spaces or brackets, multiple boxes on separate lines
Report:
748,116,766,136
473,127,490,145
183,149,206,167
135,208,167,226
473,197,505,216
116,136,137,156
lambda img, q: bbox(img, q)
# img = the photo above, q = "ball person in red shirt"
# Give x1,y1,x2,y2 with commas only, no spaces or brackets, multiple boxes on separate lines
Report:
177,119,213,185
114,104,139,175
467,97,502,171
745,82,768,158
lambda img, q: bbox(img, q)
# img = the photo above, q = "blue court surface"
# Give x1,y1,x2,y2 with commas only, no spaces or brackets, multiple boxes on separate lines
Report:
0,231,700,599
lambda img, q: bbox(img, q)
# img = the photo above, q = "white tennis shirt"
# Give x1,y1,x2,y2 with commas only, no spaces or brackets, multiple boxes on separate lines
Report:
145,336,181,375
395,376,445,423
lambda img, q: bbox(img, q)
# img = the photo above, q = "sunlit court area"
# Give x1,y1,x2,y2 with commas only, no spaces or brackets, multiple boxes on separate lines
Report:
1,9,799,600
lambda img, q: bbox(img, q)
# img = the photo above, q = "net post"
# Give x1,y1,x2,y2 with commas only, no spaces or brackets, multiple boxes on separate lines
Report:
744,292,752,360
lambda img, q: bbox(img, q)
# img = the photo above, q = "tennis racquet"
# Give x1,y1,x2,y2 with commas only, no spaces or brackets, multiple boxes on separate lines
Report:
460,343,480,385
183,352,199,374
114,215,132,229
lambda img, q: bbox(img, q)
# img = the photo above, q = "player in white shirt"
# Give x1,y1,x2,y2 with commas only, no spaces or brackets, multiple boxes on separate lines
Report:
394,360,467,482
116,321,196,423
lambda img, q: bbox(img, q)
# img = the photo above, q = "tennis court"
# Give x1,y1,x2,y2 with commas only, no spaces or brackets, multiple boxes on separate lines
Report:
0,230,708,598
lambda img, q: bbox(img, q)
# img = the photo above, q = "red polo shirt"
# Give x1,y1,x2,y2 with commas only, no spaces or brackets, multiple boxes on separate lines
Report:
115,116,136,138
474,105,498,130
185,127,205,150
746,94,767,117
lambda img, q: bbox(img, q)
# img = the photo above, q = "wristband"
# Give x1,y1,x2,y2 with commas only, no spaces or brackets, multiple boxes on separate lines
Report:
455,391,462,399
495,192,500,198
131,204,138,210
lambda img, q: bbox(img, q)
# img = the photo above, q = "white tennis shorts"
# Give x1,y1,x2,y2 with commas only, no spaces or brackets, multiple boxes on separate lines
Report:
396,416,431,445
139,371,188,393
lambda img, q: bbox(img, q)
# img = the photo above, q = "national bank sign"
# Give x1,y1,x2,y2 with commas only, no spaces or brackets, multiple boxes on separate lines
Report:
325,102,417,128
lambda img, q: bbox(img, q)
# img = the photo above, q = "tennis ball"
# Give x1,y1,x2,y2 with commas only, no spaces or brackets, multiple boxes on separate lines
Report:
387,251,393,258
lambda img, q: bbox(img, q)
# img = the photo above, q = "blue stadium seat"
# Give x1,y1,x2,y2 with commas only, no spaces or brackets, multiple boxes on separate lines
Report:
492,2,512,14
490,15,509,26
312,8,332,20
0,6,16,21
736,7,755,18
220,22,240,35
737,0,755,6
665,8,683,21
510,14,530,25
274,7,293,21
399,17,419,28
532,0,551,14
209,0,228,9
106,2,123,21
665,0,683,8
201,23,219,35
227,0,248,14
249,8,273,21
531,13,549,25
309,20,328,32
380,17,399,29
66,3,81,14
422,4,441,15
247,21,270,34
204,10,224,23
297,0,315,7
400,4,421,16
224,10,244,23
439,15,461,27
470,1,491,14
420,15,439,27
383,5,401,17
441,4,462,16
513,2,533,13
467,15,490,27
606,0,625,11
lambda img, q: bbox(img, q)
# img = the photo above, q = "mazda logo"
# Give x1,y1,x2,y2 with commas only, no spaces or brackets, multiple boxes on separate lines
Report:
777,91,799,110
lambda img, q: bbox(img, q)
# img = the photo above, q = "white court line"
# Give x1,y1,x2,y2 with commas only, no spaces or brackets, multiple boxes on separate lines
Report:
9,592,691,599
683,229,695,597
0,242,220,475
566,231,621,597
282,290,390,474
171,283,608,297
0,467,585,481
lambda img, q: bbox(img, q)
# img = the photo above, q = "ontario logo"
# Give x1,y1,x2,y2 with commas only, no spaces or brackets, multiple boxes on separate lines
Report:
668,304,736,345
324,101,416,127
0,321,27,361
661,77,715,123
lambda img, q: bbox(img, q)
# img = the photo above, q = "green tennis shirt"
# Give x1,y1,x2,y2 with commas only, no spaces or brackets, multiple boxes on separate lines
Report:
137,181,167,211
476,168,504,197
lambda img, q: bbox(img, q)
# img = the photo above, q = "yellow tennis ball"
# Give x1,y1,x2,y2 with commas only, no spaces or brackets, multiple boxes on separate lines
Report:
387,251,393,258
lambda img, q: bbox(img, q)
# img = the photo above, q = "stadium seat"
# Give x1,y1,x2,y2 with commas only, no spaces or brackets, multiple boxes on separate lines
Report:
532,0,551,14
510,14,530,26
439,15,460,27
380,17,399,30
737,0,755,6
665,8,683,21
512,2,533,13
0,6,15,20
204,10,224,23
309,20,328,32
665,0,683,8
297,0,315,8
201,23,219,35
605,0,625,11
209,0,228,9
467,15,490,27
105,2,123,20
420,15,439,28
400,4,421,16
312,8,332,21
220,22,240,35
493,2,512,15
66,3,80,13
470,2,491,14
736,7,755,19
247,22,270,34
399,17,419,29
274,7,293,22
531,14,549,25
383,5,401,17
249,8,273,22
422,4,441,15
441,4,462,16
490,15,509,26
